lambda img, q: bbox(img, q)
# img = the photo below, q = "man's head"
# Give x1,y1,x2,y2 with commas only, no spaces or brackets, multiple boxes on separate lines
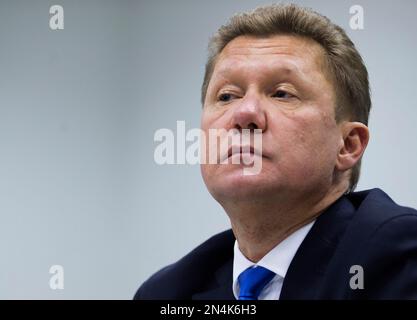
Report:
200,4,370,206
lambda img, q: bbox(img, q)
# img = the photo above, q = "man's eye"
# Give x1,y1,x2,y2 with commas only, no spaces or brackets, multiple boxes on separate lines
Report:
218,93,233,102
272,90,293,99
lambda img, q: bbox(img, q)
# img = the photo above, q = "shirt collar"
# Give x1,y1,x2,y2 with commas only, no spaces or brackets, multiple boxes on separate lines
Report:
232,220,315,297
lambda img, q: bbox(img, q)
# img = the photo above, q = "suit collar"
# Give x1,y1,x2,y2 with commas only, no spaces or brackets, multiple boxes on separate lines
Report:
279,194,356,299
192,256,235,300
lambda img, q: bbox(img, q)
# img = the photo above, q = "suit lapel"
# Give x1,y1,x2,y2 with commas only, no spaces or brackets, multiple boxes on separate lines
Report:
192,257,235,300
280,195,357,299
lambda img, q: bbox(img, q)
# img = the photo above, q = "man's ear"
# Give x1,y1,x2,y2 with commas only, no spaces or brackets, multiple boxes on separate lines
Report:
336,121,370,171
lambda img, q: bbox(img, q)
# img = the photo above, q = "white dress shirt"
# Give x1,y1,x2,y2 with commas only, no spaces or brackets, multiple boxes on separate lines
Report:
232,220,315,300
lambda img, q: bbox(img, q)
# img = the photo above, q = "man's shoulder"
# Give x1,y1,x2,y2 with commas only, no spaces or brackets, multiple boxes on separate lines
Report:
347,188,417,229
323,188,417,298
286,188,417,299
339,188,417,253
134,229,235,300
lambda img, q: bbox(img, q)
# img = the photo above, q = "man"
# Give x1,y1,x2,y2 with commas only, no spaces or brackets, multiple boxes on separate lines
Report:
135,4,417,299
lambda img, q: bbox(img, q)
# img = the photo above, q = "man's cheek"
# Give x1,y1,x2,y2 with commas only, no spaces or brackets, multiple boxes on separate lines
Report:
283,131,323,168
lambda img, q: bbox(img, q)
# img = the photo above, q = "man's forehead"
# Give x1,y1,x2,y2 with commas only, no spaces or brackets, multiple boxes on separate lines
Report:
215,34,326,73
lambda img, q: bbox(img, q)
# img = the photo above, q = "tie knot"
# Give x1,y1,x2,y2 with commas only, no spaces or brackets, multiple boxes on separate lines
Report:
238,266,276,300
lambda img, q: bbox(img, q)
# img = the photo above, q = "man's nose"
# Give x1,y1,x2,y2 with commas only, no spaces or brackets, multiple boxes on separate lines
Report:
229,95,266,132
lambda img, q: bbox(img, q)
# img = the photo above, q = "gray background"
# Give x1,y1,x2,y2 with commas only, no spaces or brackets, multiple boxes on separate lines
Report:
0,0,416,299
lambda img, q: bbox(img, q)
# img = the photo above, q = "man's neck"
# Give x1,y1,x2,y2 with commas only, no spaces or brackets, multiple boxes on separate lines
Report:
224,184,347,262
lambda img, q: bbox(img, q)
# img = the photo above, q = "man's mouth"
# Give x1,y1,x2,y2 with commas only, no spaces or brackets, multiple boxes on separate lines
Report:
220,145,264,163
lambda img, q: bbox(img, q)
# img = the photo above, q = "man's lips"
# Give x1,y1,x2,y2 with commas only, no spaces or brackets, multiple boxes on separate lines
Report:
220,145,266,163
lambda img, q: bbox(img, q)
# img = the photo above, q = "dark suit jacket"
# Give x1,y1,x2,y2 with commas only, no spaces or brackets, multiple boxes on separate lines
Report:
134,188,417,299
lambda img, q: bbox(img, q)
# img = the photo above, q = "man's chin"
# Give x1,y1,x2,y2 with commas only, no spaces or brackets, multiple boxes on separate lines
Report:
208,170,278,200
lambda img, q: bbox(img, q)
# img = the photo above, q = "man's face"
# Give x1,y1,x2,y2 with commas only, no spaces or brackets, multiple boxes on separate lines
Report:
200,35,342,203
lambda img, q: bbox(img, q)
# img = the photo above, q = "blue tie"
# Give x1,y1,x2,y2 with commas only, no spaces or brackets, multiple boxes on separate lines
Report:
238,266,276,300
